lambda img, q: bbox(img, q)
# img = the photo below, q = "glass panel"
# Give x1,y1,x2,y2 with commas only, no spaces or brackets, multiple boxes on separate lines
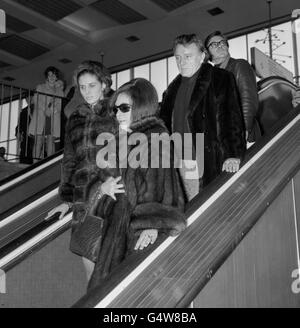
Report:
134,64,150,80
293,17,300,84
0,103,9,145
111,73,117,91
247,22,295,76
117,69,130,88
167,56,179,86
150,59,167,102
228,35,248,61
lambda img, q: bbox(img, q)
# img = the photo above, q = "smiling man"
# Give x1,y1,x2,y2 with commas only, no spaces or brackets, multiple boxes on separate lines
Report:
160,34,246,201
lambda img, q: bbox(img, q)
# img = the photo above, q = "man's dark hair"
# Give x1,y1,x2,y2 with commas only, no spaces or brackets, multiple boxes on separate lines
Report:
204,30,229,50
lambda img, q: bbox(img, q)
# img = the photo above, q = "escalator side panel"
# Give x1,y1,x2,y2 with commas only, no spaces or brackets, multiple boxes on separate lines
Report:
0,229,87,308
0,163,61,219
194,173,300,307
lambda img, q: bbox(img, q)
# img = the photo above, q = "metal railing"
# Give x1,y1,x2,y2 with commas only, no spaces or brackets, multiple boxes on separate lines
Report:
0,82,67,166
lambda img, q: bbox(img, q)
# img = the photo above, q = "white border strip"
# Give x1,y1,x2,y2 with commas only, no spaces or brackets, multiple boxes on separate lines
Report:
0,213,72,269
0,187,59,229
95,113,300,308
0,154,62,192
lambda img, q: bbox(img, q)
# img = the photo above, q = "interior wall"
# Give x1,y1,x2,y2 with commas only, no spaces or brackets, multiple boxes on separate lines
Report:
0,229,87,308
193,170,300,308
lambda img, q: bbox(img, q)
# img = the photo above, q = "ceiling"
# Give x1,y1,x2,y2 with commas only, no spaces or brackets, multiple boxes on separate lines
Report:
0,0,299,89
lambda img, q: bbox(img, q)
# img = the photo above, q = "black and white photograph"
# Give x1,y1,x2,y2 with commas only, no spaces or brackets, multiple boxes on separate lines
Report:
0,0,299,311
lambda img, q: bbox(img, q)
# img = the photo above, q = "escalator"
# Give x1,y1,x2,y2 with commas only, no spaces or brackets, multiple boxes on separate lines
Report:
0,151,65,254
0,151,83,308
74,107,300,308
0,77,299,308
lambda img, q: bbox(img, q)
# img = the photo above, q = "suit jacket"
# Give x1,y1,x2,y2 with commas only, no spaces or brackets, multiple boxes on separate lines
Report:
160,63,246,187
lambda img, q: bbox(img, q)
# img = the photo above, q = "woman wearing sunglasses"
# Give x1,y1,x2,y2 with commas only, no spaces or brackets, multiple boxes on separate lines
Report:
88,78,186,290
47,60,124,282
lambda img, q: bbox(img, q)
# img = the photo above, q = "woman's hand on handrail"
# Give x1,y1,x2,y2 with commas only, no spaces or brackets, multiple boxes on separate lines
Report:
134,229,158,251
45,203,70,221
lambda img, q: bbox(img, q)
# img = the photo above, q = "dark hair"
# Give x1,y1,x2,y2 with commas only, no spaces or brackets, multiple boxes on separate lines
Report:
110,78,158,123
73,60,112,96
44,66,60,80
173,33,207,53
204,30,229,50
0,147,5,157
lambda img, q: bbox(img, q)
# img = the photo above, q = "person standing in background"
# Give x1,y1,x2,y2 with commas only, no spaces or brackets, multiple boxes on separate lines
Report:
28,66,64,160
205,31,260,143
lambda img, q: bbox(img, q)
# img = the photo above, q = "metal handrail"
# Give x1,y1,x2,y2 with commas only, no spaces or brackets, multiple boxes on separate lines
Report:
0,81,67,165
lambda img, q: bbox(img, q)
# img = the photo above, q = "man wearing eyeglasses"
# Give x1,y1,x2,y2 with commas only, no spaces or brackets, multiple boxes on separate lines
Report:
160,34,246,201
204,31,260,143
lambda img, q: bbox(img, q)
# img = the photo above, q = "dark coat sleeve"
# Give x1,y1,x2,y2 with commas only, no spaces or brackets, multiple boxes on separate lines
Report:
218,72,246,161
129,140,186,237
58,122,78,203
234,59,259,132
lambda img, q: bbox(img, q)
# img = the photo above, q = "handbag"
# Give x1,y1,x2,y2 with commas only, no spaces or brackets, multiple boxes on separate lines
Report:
70,185,104,263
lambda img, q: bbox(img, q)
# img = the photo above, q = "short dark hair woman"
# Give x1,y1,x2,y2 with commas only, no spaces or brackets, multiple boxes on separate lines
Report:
88,78,186,290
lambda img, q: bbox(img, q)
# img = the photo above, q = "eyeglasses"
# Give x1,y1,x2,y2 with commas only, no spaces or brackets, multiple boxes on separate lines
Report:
113,103,132,115
208,40,228,49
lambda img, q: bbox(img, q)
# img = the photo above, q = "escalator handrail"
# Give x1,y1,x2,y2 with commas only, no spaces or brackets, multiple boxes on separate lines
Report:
0,188,59,230
0,213,72,271
0,151,63,192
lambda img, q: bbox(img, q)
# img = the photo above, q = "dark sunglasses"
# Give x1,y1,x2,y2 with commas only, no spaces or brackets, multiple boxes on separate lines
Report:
113,103,132,115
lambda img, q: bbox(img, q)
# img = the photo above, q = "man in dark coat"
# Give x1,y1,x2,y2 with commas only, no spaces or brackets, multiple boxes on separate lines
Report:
160,34,246,200
204,30,260,143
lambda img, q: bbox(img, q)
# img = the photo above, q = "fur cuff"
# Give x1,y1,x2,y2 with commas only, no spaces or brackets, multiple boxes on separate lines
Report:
131,202,186,236
59,183,74,203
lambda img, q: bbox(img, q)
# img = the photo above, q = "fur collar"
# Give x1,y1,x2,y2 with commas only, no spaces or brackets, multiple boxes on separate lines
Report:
73,98,110,118
130,115,168,134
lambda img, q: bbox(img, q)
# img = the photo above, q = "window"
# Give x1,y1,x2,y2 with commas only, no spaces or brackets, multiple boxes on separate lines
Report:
111,73,117,91
247,22,295,76
167,56,178,85
134,64,150,80
116,69,131,89
150,59,167,101
0,98,26,161
228,35,248,61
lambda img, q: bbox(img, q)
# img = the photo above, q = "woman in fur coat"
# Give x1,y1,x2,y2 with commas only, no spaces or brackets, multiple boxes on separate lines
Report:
47,60,124,281
88,78,186,290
